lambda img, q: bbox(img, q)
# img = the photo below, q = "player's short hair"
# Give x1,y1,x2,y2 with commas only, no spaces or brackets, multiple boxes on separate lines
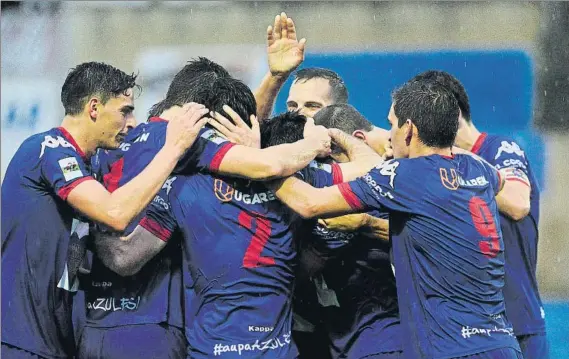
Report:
392,80,459,148
149,57,230,118
61,62,138,116
410,70,471,122
293,68,348,104
260,111,306,148
199,77,257,127
313,104,373,133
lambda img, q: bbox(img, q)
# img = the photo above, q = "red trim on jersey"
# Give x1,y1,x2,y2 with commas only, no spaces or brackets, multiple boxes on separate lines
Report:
496,169,503,192
506,177,531,188
57,127,88,160
331,163,344,184
58,176,95,200
103,158,125,193
210,143,236,171
470,132,488,154
441,154,455,159
140,217,172,242
148,117,167,123
338,182,364,210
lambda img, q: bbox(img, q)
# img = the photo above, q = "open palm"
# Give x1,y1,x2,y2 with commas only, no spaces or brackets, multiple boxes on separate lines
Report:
267,12,306,77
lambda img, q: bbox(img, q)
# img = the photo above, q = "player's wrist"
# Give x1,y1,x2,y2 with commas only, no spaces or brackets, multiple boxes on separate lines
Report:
157,145,185,163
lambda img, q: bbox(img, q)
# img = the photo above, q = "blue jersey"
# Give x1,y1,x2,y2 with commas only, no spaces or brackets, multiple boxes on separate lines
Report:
2,127,93,358
85,117,234,328
339,155,520,359
472,133,545,336
313,209,402,358
142,163,337,359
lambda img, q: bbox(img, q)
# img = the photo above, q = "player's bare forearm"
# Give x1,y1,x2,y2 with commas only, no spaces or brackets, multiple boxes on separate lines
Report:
330,129,383,181
218,139,324,181
360,215,390,241
93,225,166,277
495,178,531,221
254,72,289,121
68,147,181,231
268,176,355,219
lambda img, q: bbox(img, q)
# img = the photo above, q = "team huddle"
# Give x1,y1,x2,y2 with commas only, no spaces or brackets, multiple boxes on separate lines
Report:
1,12,548,359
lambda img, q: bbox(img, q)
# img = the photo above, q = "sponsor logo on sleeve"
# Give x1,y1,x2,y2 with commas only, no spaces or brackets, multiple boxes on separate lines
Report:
202,129,227,145
58,157,83,181
40,135,76,158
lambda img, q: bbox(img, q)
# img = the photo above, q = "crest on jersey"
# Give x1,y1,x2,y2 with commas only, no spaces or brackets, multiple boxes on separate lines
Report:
214,179,234,202
440,168,459,190
59,157,83,181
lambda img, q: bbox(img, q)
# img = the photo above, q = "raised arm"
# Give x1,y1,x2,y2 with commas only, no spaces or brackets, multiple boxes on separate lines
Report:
268,176,355,219
67,103,208,231
254,12,306,120
216,118,332,180
328,129,383,181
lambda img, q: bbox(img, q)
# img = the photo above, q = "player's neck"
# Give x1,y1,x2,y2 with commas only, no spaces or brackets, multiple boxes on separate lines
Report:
410,144,453,159
60,115,99,158
158,107,180,122
455,122,481,152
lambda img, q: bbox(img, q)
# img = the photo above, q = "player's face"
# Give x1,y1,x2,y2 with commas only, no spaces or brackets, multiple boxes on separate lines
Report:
287,78,334,118
387,103,409,158
97,89,135,149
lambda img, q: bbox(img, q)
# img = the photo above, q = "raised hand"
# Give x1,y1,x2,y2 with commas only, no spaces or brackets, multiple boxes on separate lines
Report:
209,105,261,148
267,12,306,77
164,103,209,156
303,117,331,158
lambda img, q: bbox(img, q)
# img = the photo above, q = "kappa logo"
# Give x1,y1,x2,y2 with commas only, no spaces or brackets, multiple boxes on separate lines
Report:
440,168,459,190
214,179,235,202
495,141,525,160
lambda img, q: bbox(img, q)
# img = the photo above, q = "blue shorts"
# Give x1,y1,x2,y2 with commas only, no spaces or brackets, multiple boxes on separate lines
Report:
456,347,523,359
517,333,549,359
77,324,186,359
1,344,46,359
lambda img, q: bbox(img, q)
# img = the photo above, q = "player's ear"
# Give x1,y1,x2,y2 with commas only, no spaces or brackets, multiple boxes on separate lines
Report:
87,97,101,121
404,119,413,146
352,130,367,143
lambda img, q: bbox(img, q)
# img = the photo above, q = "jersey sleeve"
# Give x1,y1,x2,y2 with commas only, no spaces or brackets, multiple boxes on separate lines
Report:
39,141,95,200
488,139,531,188
473,155,503,195
139,176,178,242
172,127,236,174
296,161,343,188
337,159,421,213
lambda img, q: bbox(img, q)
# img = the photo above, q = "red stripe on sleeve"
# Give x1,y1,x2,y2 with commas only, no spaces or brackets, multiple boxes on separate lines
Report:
58,176,95,200
506,177,531,188
331,163,344,184
140,217,172,242
103,158,125,193
337,182,364,210
210,143,236,171
470,133,488,154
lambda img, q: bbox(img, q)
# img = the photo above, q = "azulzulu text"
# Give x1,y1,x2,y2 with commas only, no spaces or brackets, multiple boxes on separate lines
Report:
213,332,291,356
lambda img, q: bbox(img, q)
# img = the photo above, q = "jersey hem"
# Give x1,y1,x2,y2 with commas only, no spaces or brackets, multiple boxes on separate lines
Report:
434,343,520,359
1,340,69,359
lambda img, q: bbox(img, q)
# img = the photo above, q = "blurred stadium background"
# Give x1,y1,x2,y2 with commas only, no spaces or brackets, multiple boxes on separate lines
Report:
1,1,568,357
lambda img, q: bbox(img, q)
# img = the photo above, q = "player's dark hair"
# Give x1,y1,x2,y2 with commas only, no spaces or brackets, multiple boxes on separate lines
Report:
294,68,348,104
411,70,471,122
260,111,306,148
313,104,373,134
149,58,230,118
61,62,138,116
392,80,459,148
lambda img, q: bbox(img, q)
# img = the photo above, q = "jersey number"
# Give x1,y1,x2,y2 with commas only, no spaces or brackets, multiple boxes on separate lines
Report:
239,211,275,268
469,196,500,258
